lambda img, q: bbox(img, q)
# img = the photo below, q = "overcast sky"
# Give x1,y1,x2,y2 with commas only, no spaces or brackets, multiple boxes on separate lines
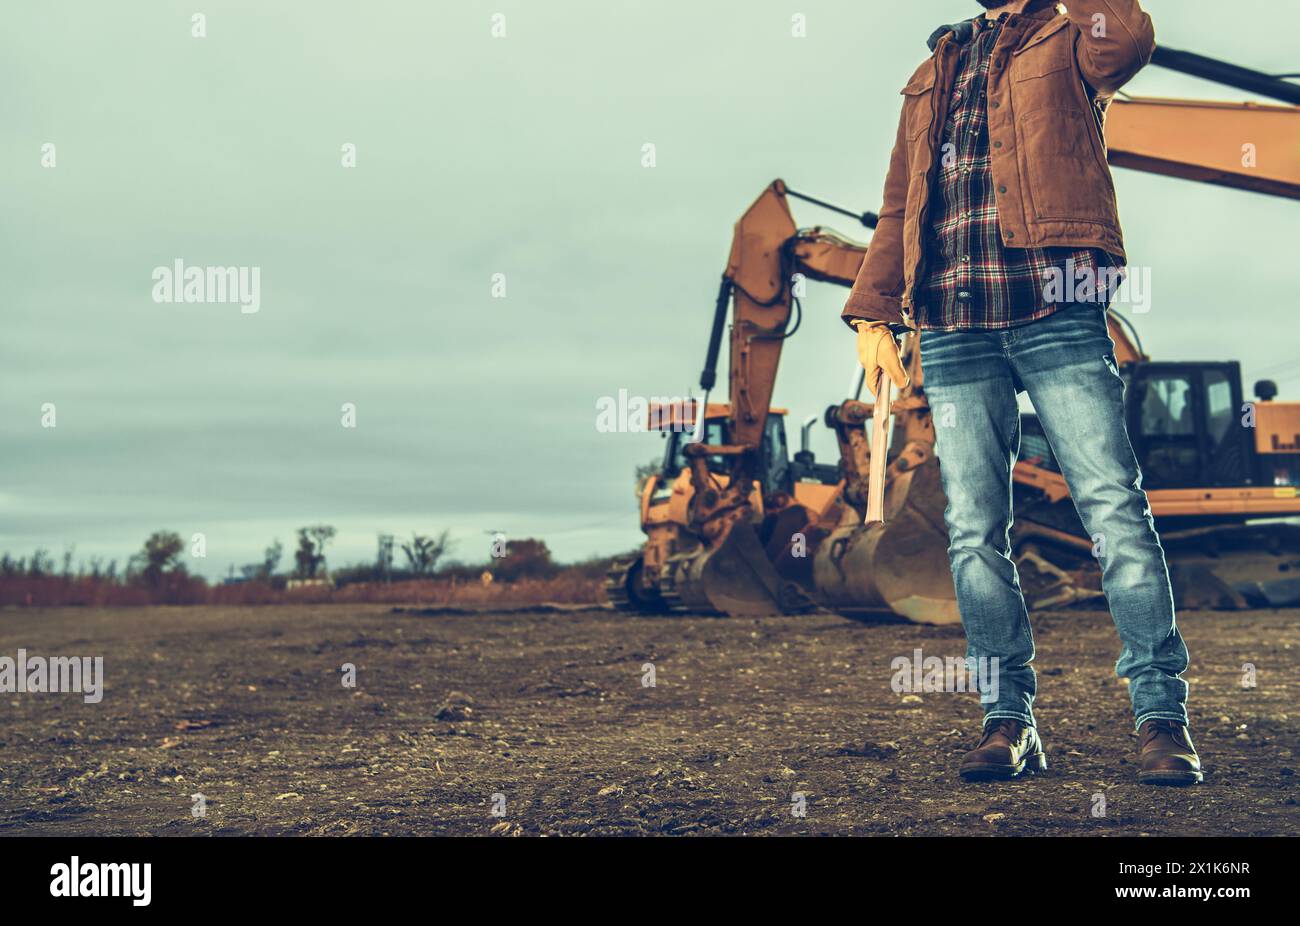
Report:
3,0,1296,579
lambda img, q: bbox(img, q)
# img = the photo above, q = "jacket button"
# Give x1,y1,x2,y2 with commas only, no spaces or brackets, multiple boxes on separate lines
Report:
993,140,1003,149
998,185,1007,194
1007,231,1016,239
991,101,1001,109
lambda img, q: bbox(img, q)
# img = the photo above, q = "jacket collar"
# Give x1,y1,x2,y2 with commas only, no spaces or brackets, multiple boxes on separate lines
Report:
1018,0,1063,20
927,3,1061,53
995,0,1061,19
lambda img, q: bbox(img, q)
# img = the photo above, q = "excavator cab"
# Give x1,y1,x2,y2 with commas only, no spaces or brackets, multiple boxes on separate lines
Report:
1020,360,1251,489
1118,361,1299,492
660,414,729,481
1021,358,1298,493
659,406,800,497
1127,361,1248,489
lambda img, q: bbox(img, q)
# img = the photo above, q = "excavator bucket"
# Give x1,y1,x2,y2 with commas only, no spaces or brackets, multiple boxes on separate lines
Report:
1161,522,1300,609
812,456,961,624
662,520,786,616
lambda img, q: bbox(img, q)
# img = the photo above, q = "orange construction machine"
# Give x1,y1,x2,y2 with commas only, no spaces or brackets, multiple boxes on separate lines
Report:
607,45,1300,622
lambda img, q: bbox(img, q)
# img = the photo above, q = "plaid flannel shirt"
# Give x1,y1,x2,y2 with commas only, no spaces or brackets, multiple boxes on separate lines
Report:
917,14,1120,331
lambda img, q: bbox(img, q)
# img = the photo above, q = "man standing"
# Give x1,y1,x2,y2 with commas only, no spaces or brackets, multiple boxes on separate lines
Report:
845,0,1202,785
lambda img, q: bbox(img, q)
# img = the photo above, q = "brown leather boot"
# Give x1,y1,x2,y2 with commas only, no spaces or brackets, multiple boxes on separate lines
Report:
1137,720,1203,786
959,719,1047,781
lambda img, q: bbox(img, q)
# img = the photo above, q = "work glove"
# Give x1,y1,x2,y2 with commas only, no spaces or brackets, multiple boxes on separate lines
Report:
852,320,910,394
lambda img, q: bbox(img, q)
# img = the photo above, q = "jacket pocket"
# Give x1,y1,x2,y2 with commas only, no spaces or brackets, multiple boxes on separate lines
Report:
1012,18,1072,81
901,68,936,139
1018,108,1115,222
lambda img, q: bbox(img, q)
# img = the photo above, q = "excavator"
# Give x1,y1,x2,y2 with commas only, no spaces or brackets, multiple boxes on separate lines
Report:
606,44,1300,623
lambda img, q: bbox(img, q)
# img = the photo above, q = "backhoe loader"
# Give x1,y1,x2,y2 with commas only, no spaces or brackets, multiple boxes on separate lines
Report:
606,44,1300,622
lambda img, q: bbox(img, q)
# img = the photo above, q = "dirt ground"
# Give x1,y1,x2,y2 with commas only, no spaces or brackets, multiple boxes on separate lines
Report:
0,603,1295,836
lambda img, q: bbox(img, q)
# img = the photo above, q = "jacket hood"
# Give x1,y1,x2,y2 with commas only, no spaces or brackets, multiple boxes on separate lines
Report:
926,18,977,53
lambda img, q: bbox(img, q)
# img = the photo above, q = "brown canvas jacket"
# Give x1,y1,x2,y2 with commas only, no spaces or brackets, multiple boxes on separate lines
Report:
843,0,1155,330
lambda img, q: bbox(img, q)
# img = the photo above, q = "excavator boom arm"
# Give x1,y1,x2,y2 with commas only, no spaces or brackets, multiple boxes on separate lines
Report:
1108,97,1300,200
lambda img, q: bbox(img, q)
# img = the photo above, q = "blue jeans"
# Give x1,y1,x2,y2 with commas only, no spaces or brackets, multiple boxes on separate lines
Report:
919,303,1188,732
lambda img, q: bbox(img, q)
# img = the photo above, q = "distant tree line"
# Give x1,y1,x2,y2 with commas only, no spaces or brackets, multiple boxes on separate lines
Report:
0,525,619,606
